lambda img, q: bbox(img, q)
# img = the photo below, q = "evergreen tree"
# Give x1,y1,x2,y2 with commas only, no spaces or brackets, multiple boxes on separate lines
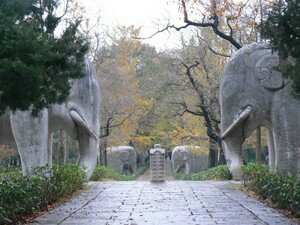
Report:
0,0,89,115
260,0,300,97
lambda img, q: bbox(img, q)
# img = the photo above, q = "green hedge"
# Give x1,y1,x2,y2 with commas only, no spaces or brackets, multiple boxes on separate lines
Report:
174,165,232,181
91,166,134,181
91,163,150,181
242,163,300,218
0,164,86,224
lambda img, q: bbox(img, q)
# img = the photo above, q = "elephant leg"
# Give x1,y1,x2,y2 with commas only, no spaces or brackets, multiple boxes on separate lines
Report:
10,110,49,175
47,133,53,165
267,129,275,172
185,163,191,174
273,122,299,178
132,162,136,173
77,127,98,180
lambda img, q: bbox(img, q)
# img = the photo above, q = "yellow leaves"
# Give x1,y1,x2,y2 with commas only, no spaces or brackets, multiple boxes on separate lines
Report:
97,26,148,147
187,143,209,156
133,135,153,150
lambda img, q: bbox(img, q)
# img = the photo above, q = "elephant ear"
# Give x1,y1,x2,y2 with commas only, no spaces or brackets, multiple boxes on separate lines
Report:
118,151,130,161
255,52,287,90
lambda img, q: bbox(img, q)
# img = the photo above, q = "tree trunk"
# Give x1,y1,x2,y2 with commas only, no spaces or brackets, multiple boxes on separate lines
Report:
99,135,108,166
104,141,108,166
256,127,262,163
58,131,63,164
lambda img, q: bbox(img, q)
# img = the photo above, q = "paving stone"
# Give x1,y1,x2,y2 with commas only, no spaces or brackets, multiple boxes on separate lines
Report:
27,181,298,225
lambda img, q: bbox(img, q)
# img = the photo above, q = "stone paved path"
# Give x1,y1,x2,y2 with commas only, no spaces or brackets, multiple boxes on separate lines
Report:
28,181,298,225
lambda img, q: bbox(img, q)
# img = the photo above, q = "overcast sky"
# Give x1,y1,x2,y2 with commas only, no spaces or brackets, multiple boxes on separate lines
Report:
76,0,188,50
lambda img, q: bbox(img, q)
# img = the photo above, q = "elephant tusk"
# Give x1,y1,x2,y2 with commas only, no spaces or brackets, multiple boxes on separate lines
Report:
222,105,253,140
70,110,99,140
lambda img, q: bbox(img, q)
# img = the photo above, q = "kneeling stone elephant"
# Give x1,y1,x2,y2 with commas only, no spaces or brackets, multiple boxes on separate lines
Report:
220,43,300,180
172,145,209,174
0,59,100,180
106,146,137,174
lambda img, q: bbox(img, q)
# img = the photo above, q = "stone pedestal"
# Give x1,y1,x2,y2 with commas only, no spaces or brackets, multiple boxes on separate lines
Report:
150,144,166,182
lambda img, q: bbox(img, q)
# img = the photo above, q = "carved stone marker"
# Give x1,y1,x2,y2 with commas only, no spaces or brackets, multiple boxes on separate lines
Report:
150,144,166,182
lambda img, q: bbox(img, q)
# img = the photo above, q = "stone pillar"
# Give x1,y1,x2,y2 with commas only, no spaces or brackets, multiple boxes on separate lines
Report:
150,144,166,182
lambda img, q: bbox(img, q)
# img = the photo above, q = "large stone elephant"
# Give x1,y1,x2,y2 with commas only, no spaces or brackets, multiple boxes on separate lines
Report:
0,59,100,180
171,145,209,174
106,146,137,174
220,43,300,180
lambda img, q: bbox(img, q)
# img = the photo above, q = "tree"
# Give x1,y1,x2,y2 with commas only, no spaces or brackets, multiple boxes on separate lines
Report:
260,0,300,97
164,35,227,164
95,26,148,164
152,0,270,51
149,0,274,164
0,0,89,115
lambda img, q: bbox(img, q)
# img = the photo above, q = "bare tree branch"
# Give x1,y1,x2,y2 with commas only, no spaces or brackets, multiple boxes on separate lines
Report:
138,24,190,40
168,101,203,117
207,46,230,58
99,107,136,139
181,0,242,49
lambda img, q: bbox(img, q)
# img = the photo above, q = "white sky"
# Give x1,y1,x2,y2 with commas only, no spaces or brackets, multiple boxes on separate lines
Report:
76,0,188,51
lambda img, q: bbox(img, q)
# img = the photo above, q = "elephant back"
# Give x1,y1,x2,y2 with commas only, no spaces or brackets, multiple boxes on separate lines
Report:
107,146,137,162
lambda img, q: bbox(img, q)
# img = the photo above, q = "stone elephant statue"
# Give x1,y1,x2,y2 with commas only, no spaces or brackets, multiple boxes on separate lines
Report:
136,150,149,164
0,59,100,180
171,145,209,174
220,43,300,180
106,146,137,174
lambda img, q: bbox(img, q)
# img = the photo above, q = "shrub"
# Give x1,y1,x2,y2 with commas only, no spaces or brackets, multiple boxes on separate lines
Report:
242,163,300,218
191,165,232,181
91,163,150,181
91,166,134,181
173,165,232,181
0,164,86,224
173,173,192,180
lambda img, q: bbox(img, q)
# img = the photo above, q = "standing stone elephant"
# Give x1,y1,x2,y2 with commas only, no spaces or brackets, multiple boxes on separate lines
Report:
171,145,209,174
220,43,300,180
136,150,149,164
106,146,137,174
0,59,100,180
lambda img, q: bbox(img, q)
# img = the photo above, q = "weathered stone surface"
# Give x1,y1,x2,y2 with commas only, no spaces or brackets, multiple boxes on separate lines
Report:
27,181,298,225
150,145,166,182
220,43,300,180
136,150,149,164
172,145,209,174
0,59,100,180
106,146,137,174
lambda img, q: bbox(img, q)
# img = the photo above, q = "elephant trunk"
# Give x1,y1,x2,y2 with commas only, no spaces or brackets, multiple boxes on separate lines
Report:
223,135,244,180
221,107,253,180
222,105,253,139
77,127,98,180
70,110,98,139
174,163,184,173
